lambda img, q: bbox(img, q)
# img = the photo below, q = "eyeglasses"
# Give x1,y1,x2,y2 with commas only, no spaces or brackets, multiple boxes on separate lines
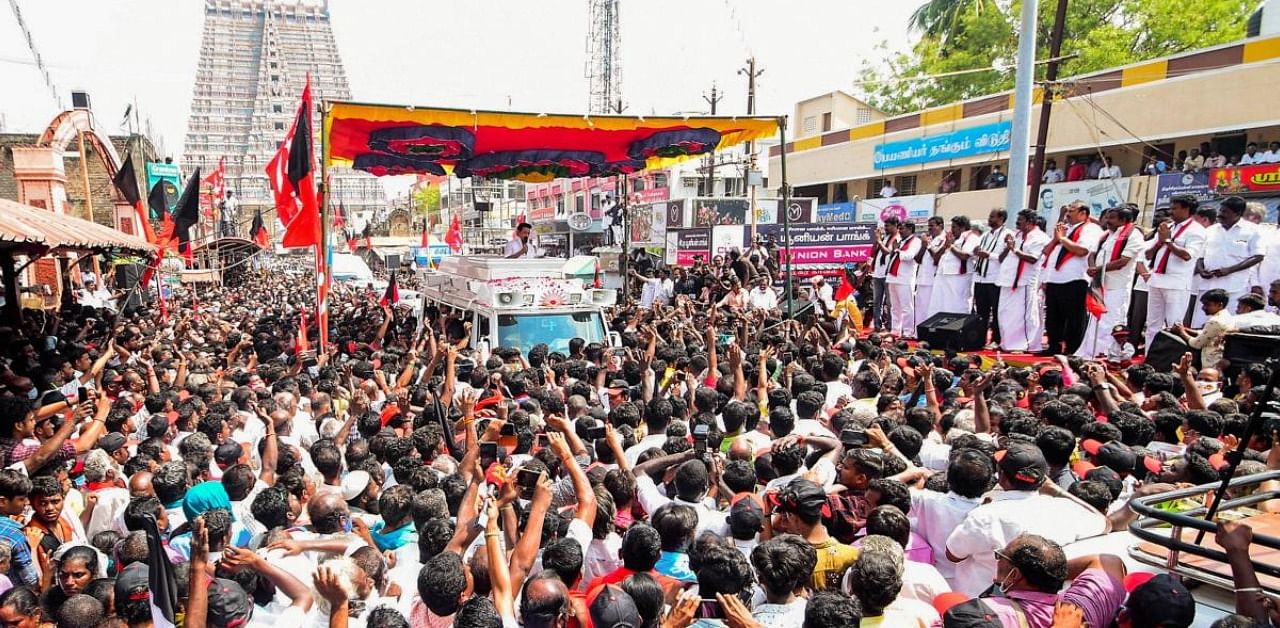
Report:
994,549,1011,563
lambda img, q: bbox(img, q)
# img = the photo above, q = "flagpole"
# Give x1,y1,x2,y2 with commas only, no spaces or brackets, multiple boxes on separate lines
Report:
318,98,330,354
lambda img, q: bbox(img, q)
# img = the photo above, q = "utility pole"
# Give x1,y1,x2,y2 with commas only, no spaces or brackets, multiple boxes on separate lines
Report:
1027,0,1070,206
702,83,723,196
740,57,764,237
1004,0,1038,213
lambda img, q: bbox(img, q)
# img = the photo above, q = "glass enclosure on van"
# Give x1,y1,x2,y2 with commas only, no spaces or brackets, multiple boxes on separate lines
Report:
492,311,605,354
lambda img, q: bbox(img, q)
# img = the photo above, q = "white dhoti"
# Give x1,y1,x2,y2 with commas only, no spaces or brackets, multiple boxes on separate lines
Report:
1076,286,1132,358
914,285,935,332
1145,286,1191,350
888,281,916,337
1192,287,1247,327
929,274,973,316
998,283,1041,351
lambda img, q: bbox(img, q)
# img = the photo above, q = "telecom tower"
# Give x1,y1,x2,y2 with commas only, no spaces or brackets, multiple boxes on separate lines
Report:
182,0,385,237
585,0,623,114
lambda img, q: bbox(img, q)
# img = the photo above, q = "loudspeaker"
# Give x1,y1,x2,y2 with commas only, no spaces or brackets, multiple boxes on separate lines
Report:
113,263,149,313
1146,330,1197,373
1224,332,1280,377
917,312,985,351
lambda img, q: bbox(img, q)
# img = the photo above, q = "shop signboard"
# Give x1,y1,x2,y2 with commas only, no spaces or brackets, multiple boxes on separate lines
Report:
1207,164,1280,195
757,222,875,265
675,229,710,265
1154,171,1214,206
692,198,749,227
815,202,857,224
873,121,1011,169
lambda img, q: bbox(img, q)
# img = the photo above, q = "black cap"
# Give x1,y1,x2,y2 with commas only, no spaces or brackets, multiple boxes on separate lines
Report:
96,432,127,454
207,578,253,627
114,563,149,601
942,599,1003,628
1126,574,1195,627
589,585,642,628
767,479,829,520
607,379,630,390
996,443,1048,488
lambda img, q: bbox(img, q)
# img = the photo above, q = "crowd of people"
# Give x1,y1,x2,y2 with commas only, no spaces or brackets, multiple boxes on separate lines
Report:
0,229,1277,628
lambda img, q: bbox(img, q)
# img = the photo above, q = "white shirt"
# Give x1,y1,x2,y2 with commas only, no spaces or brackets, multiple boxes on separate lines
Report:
748,286,779,310
634,475,730,538
973,226,1010,284
909,489,981,581
880,185,898,198
1241,152,1261,165
1201,220,1263,292
504,237,538,258
1147,218,1208,290
1098,165,1122,179
996,229,1050,289
1042,168,1064,184
1043,221,1103,284
1254,228,1280,290
872,234,899,279
1094,224,1146,291
937,232,979,276
623,433,669,465
945,490,1107,596
887,235,922,286
917,236,946,287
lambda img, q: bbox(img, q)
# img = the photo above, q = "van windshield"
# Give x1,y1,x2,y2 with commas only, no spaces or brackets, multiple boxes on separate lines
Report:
496,312,603,353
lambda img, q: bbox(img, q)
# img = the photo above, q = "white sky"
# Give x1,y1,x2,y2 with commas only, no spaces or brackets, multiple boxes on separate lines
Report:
0,0,916,166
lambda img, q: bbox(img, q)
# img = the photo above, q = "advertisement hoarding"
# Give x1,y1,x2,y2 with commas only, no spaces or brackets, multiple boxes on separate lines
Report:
858,194,936,223
873,121,1011,169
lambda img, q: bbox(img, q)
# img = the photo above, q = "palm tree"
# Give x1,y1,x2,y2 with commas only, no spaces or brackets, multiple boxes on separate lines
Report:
909,0,999,51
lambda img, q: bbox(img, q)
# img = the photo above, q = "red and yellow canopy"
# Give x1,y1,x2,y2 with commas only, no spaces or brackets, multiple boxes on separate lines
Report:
323,102,778,183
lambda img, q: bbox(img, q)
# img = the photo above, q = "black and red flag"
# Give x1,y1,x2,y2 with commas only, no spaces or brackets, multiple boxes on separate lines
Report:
250,208,270,248
111,153,157,244
266,74,319,248
171,169,201,264
379,273,400,307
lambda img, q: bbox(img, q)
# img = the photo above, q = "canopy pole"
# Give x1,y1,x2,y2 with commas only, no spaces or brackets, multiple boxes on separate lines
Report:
779,116,793,319
619,174,630,304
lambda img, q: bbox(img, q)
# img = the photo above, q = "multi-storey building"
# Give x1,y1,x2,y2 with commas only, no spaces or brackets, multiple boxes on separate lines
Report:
181,0,384,240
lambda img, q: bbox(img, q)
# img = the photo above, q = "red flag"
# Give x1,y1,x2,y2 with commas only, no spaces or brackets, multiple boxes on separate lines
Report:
420,221,429,248
379,273,400,307
593,258,603,289
1085,273,1107,319
201,157,225,223
266,75,319,248
334,202,347,230
250,208,269,248
445,214,463,253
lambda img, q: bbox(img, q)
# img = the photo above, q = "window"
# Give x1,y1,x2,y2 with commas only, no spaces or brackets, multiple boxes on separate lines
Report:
272,104,283,113
270,62,278,69
893,175,917,196
274,122,285,130
833,183,849,203
867,178,890,198
653,172,668,188
857,108,873,124
632,179,646,192
803,116,817,135
574,194,585,214
822,112,832,132
271,74,279,82
970,166,992,191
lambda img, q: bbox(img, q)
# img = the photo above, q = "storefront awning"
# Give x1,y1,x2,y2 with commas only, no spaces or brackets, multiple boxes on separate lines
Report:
0,199,156,254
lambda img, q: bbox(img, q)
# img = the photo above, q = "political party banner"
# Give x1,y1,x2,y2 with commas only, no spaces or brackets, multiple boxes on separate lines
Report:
1154,171,1214,206
757,222,875,265
145,162,183,219
816,201,857,224
675,229,710,265
692,198,749,226
629,202,667,247
858,194,936,223
873,121,1012,169
748,198,816,225
1207,164,1280,195
1034,179,1130,223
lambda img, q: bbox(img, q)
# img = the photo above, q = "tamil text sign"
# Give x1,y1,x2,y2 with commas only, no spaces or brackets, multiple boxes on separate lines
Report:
873,121,1011,170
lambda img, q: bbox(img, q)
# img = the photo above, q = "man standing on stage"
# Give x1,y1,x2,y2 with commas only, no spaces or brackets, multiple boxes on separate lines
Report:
1144,195,1208,350
1194,196,1262,326
869,217,901,332
929,216,979,315
997,210,1050,352
1078,205,1145,358
972,209,1010,349
887,221,922,338
914,216,946,330
1040,201,1103,355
